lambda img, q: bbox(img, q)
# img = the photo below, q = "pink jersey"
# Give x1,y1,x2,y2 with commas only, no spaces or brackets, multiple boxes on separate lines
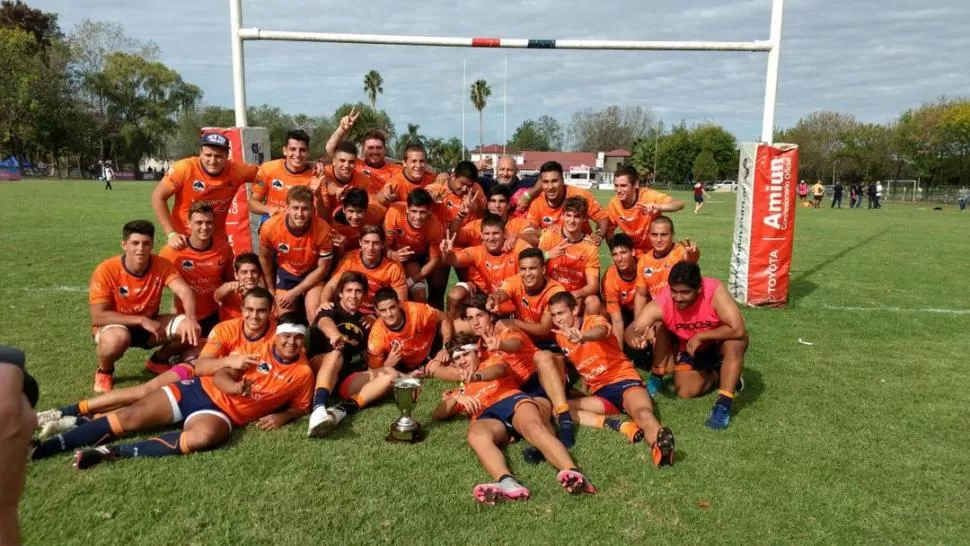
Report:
655,277,723,343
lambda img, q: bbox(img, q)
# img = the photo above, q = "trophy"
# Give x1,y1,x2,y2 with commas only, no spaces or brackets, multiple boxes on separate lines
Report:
386,377,425,443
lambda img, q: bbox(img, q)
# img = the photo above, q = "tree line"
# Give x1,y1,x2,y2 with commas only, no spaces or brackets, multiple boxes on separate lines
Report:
2,1,967,187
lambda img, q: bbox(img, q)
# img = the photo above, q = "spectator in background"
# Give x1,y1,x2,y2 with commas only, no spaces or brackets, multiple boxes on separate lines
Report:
958,187,968,211
875,181,884,209
103,163,114,191
811,180,825,209
867,181,877,209
850,182,863,208
692,181,709,215
831,181,843,208
797,180,809,202
476,156,537,215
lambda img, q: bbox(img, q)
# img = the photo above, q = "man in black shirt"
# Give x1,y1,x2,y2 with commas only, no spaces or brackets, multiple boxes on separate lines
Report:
307,271,371,437
831,181,844,208
476,156,537,212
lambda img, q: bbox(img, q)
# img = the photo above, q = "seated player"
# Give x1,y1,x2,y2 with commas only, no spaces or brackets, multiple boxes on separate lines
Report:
606,165,684,253
456,184,538,247
601,233,650,368
317,226,408,316
329,188,386,259
377,144,436,206
383,188,443,303
89,220,201,393
248,129,315,222
316,140,380,219
31,313,314,469
525,161,609,243
306,272,372,437
258,185,333,319
431,333,597,504
213,252,263,321
547,292,676,466
487,248,566,342
625,261,748,430
633,216,700,315
36,288,276,438
440,214,530,318
538,196,603,315
154,201,235,372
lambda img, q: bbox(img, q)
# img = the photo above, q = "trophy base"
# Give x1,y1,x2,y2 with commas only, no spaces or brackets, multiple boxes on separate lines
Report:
386,424,425,443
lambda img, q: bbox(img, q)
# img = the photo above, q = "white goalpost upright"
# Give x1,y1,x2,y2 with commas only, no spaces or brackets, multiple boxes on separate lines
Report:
226,0,786,144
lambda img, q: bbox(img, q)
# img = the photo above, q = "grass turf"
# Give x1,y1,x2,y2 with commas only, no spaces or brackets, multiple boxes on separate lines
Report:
3,180,969,545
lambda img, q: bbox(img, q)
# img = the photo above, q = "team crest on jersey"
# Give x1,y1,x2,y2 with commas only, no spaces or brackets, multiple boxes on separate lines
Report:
181,260,194,270
277,243,290,253
257,362,272,374
521,297,530,308
643,267,655,276
192,180,206,192
542,216,554,225
118,286,130,297
271,179,284,190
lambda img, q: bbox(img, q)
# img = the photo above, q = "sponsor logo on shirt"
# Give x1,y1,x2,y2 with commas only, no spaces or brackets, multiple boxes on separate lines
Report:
192,180,206,192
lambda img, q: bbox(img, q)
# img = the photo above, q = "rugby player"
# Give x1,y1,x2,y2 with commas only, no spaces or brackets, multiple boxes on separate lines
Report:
455,184,537,247
317,140,380,219
325,107,402,186
329,188,386,258
317,226,408,317
606,165,683,253
213,252,263,321
538,196,603,315
383,188,443,303
524,161,609,243
378,144,436,206
248,129,315,220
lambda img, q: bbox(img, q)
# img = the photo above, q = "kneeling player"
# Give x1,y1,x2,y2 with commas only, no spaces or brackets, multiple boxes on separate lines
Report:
306,272,372,437
538,197,602,315
625,261,747,430
601,233,651,370
431,333,596,504
213,252,263,321
31,313,312,469
548,292,675,466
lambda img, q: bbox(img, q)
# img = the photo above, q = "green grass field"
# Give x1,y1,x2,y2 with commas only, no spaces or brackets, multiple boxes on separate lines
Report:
4,180,969,545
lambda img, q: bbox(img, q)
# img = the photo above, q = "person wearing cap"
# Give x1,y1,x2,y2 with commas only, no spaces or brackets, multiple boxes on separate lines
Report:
0,346,38,546
30,313,314,470
151,132,259,250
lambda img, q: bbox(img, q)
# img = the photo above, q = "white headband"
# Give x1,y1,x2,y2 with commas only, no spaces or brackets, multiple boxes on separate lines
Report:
451,343,479,359
276,323,308,336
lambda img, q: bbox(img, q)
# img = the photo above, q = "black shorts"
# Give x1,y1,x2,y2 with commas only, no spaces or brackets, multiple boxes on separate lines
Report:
307,327,367,365
675,342,723,372
93,323,155,349
199,313,221,337
403,253,430,269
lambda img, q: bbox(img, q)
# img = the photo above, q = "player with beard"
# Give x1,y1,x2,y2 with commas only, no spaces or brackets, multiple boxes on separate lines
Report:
325,108,402,187
633,216,700,315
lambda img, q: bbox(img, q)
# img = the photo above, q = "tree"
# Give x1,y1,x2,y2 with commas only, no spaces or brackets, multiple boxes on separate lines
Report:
0,28,51,168
426,137,465,171
470,79,491,153
535,115,565,151
85,52,200,174
508,120,550,151
656,123,698,185
330,102,395,149
363,70,384,110
776,111,858,182
392,123,426,159
569,105,655,152
0,0,61,55
690,124,737,179
692,149,718,181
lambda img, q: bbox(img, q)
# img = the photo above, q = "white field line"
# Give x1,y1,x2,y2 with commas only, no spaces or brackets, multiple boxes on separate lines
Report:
822,305,970,315
20,285,87,293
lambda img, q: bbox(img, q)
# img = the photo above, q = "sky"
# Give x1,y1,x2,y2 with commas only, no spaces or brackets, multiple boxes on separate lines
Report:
32,0,970,148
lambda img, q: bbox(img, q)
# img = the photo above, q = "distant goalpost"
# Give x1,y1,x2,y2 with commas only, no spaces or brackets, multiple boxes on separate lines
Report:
226,0,787,144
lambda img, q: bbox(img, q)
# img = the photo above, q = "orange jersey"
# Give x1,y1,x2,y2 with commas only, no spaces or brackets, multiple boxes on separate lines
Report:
601,264,639,315
554,315,642,393
258,215,333,277
485,324,538,385
426,182,486,227
606,189,673,252
161,158,257,239
331,250,408,315
217,289,243,321
457,216,533,247
385,171,437,203
319,165,380,212
452,240,531,293
525,186,607,232
456,355,524,419
383,204,443,259
498,275,566,323
199,317,275,358
89,256,181,329
331,203,386,253
538,228,601,292
199,343,313,426
357,160,403,189
159,239,234,319
636,244,694,299
366,302,440,369
251,159,315,212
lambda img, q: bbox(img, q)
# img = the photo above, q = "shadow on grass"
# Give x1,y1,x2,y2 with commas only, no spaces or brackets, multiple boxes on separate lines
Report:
733,366,763,416
788,226,894,303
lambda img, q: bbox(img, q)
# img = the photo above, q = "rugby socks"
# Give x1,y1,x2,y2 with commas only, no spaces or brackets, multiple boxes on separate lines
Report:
498,474,522,492
32,413,121,460
313,388,330,410
602,417,623,432
554,404,575,448
331,397,362,421
111,431,184,459
59,399,89,418
715,389,735,411
647,373,664,397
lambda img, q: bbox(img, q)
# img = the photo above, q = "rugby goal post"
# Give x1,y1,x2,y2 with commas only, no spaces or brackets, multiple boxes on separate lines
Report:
225,0,798,307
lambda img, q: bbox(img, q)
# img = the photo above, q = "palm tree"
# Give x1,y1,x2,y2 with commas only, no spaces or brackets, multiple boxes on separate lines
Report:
393,123,426,158
363,70,384,110
470,79,491,154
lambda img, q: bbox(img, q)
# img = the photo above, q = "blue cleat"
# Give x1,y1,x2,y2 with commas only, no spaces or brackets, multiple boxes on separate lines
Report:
705,403,732,430
647,375,664,398
556,416,576,448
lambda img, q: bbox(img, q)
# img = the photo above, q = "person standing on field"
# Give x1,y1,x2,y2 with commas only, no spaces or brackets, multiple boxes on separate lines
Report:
831,181,843,208
811,181,825,209
103,163,114,190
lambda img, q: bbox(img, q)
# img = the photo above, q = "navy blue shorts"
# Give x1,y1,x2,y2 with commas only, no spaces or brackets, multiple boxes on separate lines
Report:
534,340,564,354
694,195,704,203
675,342,723,372
275,268,308,291
477,392,535,437
199,313,220,337
163,379,233,429
403,253,430,269
520,373,548,399
592,379,646,415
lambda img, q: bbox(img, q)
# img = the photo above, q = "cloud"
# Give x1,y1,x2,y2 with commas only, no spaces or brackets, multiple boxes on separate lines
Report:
34,0,970,147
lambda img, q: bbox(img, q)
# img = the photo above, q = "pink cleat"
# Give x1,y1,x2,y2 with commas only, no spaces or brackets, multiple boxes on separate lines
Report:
472,482,531,505
557,470,598,495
